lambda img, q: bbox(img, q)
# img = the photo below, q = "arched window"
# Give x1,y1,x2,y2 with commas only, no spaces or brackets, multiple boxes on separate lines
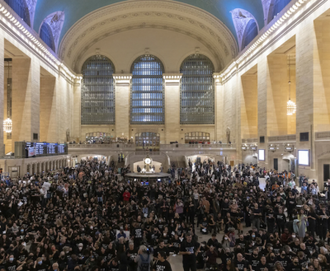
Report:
81,55,115,125
242,20,258,49
180,54,214,124
5,0,30,26
130,55,164,124
269,0,291,22
40,23,55,51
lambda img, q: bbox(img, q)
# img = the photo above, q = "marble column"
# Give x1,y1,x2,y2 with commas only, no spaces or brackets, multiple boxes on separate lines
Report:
0,36,3,156
257,57,269,168
40,74,57,142
113,74,132,139
72,75,82,142
12,57,40,150
163,73,182,144
213,73,222,142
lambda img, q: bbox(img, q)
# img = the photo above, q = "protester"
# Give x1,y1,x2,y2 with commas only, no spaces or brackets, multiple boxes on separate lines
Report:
0,159,330,271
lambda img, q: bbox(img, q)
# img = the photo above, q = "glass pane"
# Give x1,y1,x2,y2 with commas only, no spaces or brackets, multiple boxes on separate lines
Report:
130,55,164,124
180,54,214,124
81,55,115,125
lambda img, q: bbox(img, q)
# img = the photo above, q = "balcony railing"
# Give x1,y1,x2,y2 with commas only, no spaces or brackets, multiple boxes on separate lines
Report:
68,143,236,151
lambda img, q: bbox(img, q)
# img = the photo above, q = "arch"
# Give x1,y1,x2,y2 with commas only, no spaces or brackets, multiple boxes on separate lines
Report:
40,22,55,51
130,55,165,124
185,132,211,144
58,1,237,73
5,0,31,26
268,0,291,23
39,11,65,52
81,55,115,125
231,8,259,51
241,20,258,49
180,54,214,124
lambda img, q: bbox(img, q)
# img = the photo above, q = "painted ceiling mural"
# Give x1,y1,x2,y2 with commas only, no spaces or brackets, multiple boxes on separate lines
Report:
33,0,265,45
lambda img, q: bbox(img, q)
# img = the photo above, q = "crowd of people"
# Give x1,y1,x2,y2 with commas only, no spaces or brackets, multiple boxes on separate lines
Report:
0,158,329,271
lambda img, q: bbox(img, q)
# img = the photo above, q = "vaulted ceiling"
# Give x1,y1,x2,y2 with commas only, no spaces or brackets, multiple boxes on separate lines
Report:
34,0,265,46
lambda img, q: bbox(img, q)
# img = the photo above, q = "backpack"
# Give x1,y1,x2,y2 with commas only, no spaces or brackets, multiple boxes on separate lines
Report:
139,254,150,271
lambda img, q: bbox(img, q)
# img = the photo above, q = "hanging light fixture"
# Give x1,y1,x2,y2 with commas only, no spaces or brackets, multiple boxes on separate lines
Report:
3,59,12,133
287,55,296,116
3,118,12,133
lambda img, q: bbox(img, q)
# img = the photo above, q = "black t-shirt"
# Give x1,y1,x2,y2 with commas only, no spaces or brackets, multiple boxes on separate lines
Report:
255,262,270,271
235,259,249,271
5,260,18,271
153,260,172,271
180,240,200,265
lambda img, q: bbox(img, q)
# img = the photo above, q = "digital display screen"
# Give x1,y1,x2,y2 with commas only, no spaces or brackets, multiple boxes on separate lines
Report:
47,143,57,155
258,149,265,161
57,144,67,154
298,150,310,166
25,142,67,157
35,143,47,156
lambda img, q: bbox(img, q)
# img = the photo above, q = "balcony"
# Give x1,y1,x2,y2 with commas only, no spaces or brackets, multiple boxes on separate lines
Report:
68,143,236,152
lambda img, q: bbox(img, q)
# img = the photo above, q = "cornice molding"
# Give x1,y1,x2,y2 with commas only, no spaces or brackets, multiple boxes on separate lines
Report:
0,1,79,84
163,73,182,86
220,0,320,84
113,74,132,86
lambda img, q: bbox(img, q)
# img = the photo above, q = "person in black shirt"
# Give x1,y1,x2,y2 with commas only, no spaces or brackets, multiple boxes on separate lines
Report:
153,251,172,271
288,256,302,271
255,256,270,271
235,253,248,271
179,232,200,271
153,240,169,260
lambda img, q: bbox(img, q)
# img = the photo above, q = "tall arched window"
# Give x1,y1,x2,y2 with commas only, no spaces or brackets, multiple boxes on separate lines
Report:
130,55,164,124
40,23,55,52
5,0,30,26
180,54,214,124
269,0,291,22
81,55,115,125
242,20,258,49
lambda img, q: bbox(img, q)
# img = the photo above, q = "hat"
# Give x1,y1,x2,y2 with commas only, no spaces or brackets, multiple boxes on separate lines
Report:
78,243,83,247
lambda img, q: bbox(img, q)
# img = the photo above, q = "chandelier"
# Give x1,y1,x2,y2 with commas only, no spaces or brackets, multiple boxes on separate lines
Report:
3,118,12,133
287,55,296,116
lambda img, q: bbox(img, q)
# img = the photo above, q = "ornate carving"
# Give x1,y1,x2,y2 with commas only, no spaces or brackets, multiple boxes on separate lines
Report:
40,11,65,52
25,0,38,27
230,8,259,51
261,0,273,23
59,1,238,61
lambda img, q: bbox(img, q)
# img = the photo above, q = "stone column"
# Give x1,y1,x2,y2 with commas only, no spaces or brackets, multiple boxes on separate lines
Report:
12,57,40,150
163,73,182,144
0,36,3,156
257,57,269,168
72,75,82,142
113,74,132,139
40,74,57,142
296,20,316,174
213,73,222,142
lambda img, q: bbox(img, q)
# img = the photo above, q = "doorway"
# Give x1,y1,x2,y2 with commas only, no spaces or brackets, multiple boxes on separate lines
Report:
274,158,278,171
